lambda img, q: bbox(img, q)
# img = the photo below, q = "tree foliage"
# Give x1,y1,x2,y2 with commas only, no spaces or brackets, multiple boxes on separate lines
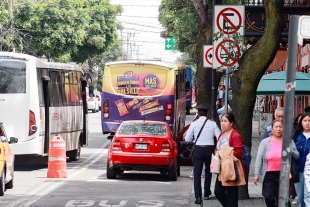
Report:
159,0,198,61
5,0,121,62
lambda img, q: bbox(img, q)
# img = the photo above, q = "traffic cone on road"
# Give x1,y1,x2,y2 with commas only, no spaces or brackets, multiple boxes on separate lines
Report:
47,135,68,178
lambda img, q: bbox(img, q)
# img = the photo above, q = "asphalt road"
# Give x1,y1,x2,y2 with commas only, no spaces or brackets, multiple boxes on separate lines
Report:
2,110,196,207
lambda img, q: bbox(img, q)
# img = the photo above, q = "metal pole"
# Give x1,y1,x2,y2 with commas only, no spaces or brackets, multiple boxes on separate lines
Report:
278,15,299,207
224,69,229,113
211,0,217,121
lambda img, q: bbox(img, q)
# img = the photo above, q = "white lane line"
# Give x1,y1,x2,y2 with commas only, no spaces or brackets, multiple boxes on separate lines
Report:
86,180,118,182
7,142,109,207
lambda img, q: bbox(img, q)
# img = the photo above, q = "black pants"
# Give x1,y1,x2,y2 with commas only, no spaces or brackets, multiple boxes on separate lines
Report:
214,174,239,207
262,171,280,207
192,145,214,198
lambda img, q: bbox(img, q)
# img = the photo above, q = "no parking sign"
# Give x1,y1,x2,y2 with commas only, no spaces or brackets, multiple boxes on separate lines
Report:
212,6,244,69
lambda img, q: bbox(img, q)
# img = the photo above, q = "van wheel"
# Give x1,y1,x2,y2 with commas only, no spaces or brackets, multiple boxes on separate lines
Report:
106,161,116,179
0,169,5,196
5,164,13,189
69,140,81,161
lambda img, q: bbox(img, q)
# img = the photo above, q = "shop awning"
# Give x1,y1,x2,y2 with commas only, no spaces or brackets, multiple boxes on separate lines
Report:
256,71,310,95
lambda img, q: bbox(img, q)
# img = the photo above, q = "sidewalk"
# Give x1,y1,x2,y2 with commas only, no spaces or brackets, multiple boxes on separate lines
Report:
188,120,298,207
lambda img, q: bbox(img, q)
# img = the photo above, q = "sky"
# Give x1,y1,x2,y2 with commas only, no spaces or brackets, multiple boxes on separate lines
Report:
110,0,181,63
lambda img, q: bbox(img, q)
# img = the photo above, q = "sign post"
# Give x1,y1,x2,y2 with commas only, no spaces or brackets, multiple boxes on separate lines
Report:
278,15,300,207
212,6,244,113
203,45,213,68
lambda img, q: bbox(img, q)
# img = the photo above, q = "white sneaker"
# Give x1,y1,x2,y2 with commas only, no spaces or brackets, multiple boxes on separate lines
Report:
189,169,194,179
292,197,298,204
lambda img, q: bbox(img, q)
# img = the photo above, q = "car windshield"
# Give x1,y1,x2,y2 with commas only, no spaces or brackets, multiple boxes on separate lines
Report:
0,60,26,93
119,123,167,136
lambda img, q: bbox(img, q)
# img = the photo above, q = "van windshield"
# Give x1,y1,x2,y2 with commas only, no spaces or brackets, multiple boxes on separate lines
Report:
0,60,26,93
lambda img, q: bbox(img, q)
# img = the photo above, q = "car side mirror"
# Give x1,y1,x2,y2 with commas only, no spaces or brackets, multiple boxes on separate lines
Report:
9,137,18,144
107,135,114,140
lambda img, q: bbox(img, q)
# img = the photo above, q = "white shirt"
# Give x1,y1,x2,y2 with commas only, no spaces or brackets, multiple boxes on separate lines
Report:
185,116,221,145
217,104,232,120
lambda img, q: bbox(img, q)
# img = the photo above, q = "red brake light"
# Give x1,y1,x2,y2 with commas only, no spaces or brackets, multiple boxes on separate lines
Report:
165,103,172,121
112,140,121,151
29,110,37,136
161,141,171,152
103,100,110,119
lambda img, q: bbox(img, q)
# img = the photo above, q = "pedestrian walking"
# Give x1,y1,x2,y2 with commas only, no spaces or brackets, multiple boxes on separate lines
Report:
262,107,284,139
185,104,221,204
292,113,310,207
254,120,299,207
214,112,245,207
304,152,310,207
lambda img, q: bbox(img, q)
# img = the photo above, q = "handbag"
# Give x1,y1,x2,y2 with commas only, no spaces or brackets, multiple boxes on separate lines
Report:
189,118,208,158
210,153,221,174
290,156,299,183
233,161,240,181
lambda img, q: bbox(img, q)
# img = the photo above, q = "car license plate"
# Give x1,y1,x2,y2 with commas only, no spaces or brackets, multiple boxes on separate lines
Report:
135,144,148,150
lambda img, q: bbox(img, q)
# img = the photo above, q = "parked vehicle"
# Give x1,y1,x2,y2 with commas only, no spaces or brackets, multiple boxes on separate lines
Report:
101,61,186,137
94,91,101,111
0,52,89,159
0,122,18,196
185,66,193,115
86,87,99,113
106,120,181,181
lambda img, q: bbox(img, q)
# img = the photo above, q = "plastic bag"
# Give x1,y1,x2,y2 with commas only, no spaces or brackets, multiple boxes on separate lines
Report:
210,153,221,174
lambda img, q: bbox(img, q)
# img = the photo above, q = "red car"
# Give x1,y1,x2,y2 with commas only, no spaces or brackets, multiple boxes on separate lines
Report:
106,121,193,181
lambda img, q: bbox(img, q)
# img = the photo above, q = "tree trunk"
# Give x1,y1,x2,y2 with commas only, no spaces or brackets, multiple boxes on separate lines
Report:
231,0,284,199
192,0,222,119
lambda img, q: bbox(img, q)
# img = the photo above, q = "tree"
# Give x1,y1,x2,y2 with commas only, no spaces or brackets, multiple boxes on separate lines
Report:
11,0,121,62
80,41,125,91
159,0,284,199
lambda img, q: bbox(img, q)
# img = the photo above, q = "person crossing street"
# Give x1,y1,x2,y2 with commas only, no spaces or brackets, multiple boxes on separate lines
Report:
185,104,221,204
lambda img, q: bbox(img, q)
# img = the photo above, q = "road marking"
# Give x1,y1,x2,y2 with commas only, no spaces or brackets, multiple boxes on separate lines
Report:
6,142,109,207
86,179,118,182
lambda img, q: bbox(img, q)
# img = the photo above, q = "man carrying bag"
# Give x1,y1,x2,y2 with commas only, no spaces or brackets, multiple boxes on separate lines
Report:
185,104,221,204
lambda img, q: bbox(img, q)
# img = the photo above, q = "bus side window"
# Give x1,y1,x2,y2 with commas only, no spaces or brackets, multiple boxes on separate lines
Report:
49,71,65,107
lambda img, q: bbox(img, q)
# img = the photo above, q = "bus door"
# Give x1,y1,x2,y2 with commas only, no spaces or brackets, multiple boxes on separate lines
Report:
80,77,88,146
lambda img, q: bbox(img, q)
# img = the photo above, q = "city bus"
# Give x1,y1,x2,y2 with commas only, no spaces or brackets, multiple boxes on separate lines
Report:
185,66,193,115
0,52,89,160
101,61,186,137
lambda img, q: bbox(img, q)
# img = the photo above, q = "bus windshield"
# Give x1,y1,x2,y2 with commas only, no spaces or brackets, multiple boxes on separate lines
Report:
0,61,26,93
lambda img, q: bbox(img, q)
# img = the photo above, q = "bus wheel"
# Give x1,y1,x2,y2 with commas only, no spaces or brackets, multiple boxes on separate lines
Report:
69,140,81,161
186,106,190,115
0,169,5,196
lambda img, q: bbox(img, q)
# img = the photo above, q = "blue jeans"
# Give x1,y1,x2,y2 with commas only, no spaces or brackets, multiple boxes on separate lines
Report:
294,172,306,207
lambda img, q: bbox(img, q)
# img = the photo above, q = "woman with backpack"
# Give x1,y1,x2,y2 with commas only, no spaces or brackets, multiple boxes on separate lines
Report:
254,120,299,207
214,113,245,207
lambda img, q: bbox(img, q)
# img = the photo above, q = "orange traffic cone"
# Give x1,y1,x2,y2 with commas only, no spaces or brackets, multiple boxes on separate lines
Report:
47,135,67,178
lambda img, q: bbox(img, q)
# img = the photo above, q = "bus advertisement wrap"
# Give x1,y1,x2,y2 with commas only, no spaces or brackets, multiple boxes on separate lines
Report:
101,62,185,134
